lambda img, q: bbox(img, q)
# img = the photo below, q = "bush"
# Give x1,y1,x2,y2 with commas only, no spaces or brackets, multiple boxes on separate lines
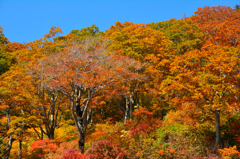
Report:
85,140,127,159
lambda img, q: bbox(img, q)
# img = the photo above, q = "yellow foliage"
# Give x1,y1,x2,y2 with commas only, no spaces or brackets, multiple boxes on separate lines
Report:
55,124,78,142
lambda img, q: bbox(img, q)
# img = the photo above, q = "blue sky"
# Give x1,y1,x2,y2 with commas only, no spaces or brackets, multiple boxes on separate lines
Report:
0,0,239,43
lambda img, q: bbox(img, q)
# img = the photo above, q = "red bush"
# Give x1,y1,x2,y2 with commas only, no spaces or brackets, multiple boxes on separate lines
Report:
62,149,86,159
85,140,127,159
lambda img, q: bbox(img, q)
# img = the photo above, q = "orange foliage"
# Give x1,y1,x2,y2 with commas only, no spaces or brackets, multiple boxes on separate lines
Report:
219,146,240,159
7,42,26,52
30,139,58,157
192,6,240,46
126,108,161,136
44,26,63,39
158,149,164,156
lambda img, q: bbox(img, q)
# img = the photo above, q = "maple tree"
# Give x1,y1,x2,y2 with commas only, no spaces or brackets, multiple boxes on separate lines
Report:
0,65,30,159
7,27,67,142
32,37,142,153
29,139,58,158
161,45,240,152
105,21,172,61
105,21,173,122
0,27,67,159
191,5,240,46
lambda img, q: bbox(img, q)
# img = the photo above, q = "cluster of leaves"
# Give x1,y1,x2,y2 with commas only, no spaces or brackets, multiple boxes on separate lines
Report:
29,139,58,158
219,146,240,159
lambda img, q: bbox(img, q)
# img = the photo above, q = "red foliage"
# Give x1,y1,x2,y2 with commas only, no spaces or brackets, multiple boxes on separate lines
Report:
29,139,58,157
131,124,151,136
62,149,86,159
132,108,153,117
85,140,127,159
125,108,161,136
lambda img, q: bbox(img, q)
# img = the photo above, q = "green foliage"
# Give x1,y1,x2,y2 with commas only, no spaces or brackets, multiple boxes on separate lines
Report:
0,27,8,46
235,4,240,11
0,52,10,75
127,133,160,159
71,24,104,40
0,137,7,159
156,110,211,158
148,18,204,55
221,112,240,148
0,27,10,75
157,124,185,145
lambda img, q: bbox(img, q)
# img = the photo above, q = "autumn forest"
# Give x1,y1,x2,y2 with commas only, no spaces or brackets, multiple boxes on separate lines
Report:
1,5,240,159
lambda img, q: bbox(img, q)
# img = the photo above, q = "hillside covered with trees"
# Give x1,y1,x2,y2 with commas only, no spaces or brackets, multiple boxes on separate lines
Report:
1,5,240,159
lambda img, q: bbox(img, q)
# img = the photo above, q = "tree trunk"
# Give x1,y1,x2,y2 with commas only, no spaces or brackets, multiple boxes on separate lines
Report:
136,90,139,110
48,130,55,140
124,98,129,124
18,139,22,159
78,130,85,154
136,83,140,109
5,133,14,159
129,88,134,121
5,109,14,159
213,110,220,152
69,87,94,154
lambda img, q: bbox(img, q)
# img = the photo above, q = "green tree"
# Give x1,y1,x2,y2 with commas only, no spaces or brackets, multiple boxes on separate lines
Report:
0,27,10,75
234,4,240,11
148,18,204,55
71,24,104,40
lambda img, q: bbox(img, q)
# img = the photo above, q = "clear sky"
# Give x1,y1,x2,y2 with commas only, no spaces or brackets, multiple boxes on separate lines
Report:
0,0,239,43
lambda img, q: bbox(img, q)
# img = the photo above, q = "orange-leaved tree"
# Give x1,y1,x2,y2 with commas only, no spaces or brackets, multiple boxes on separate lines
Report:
0,65,33,159
0,26,67,159
161,45,240,152
32,37,142,154
105,21,173,120
191,5,240,47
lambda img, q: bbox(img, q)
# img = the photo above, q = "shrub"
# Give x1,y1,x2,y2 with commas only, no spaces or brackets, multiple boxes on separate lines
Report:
85,140,127,159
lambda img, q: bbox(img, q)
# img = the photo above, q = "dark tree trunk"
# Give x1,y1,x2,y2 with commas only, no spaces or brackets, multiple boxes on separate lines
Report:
18,139,22,159
213,110,220,152
48,130,55,140
78,130,85,154
69,86,95,154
